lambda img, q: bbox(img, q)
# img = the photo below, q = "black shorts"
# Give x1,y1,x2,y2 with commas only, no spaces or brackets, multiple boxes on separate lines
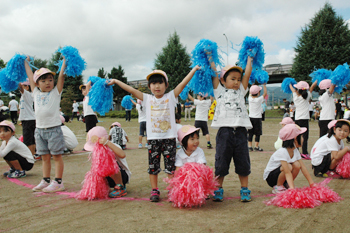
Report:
22,120,36,146
106,165,129,188
248,118,262,136
4,151,34,171
313,153,332,176
318,120,332,137
266,166,281,187
194,120,209,136
147,138,176,175
85,115,98,132
139,121,147,137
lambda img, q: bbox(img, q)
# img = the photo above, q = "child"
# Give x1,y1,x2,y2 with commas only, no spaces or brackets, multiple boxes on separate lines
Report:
84,126,131,198
18,81,36,157
274,117,294,150
79,82,98,132
8,96,19,125
25,57,67,192
210,56,253,202
109,122,129,150
0,120,34,178
71,100,79,121
263,124,314,193
60,115,78,153
108,66,200,202
175,113,183,149
188,93,213,149
184,99,192,121
175,125,206,168
310,119,350,177
289,102,295,121
131,99,147,149
248,84,267,152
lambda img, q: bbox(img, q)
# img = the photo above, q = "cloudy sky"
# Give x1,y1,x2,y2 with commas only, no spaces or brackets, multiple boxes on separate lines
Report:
1,0,349,82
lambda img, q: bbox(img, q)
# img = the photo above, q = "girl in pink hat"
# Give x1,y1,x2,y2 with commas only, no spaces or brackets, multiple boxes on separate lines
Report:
109,122,129,150
274,117,295,150
264,124,315,194
310,119,350,178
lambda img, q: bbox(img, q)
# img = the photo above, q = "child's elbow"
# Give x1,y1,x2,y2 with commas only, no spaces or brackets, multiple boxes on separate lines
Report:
118,151,126,158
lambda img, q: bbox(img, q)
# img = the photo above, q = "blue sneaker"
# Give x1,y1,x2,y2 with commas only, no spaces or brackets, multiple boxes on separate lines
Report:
109,184,127,198
213,187,224,202
240,188,251,202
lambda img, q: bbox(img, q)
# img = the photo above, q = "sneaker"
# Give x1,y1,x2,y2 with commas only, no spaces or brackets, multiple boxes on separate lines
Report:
32,180,50,192
324,171,342,179
138,143,143,149
109,184,127,198
254,147,263,152
301,154,311,160
3,168,15,177
272,185,286,194
207,143,213,149
42,180,65,193
240,188,252,202
145,143,148,148
7,170,26,178
213,187,224,202
248,147,253,152
176,145,181,149
33,154,42,161
283,181,289,189
150,189,160,202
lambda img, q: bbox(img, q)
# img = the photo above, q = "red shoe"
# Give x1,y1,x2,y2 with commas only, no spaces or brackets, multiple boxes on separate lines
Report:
324,171,341,178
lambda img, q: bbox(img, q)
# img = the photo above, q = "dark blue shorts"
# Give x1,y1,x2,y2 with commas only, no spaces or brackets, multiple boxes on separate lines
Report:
139,121,147,137
215,127,251,177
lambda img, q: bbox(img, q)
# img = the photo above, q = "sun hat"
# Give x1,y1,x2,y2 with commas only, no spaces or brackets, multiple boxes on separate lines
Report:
279,117,295,125
177,125,200,144
293,81,309,90
219,65,243,80
84,126,109,151
319,79,332,90
21,79,30,86
146,70,168,82
279,124,307,141
249,85,262,95
60,115,65,124
0,120,15,132
328,119,350,129
33,68,56,83
111,122,121,127
79,84,86,90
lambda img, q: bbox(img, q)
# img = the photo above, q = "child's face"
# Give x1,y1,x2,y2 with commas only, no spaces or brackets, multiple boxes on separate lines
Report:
222,71,241,90
36,75,54,92
0,127,14,142
81,86,88,96
334,125,350,140
23,85,30,91
186,134,199,152
149,82,167,98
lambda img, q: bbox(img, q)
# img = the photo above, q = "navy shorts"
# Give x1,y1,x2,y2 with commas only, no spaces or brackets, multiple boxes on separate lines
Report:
266,166,281,187
139,121,147,137
215,127,251,177
35,126,65,155
313,153,332,176
147,138,176,175
194,120,209,136
22,120,36,146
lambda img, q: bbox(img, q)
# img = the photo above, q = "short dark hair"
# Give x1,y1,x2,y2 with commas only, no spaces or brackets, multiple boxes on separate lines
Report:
175,113,181,121
182,131,199,150
282,136,301,149
297,89,308,99
328,121,350,143
37,73,54,83
0,125,13,133
148,74,167,87
11,96,15,99
223,69,242,82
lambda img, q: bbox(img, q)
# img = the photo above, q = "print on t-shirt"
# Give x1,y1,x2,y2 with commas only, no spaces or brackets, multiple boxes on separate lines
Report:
214,89,248,121
150,98,172,133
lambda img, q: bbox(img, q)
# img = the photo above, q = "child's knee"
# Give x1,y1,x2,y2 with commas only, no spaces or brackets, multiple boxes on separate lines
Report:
292,161,301,170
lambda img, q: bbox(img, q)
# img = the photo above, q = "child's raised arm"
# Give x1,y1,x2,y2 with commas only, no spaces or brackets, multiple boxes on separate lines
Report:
130,98,137,106
24,57,35,92
57,57,66,94
18,83,24,94
187,93,194,102
242,57,253,90
209,56,220,89
289,83,296,93
108,79,143,101
262,83,267,98
99,137,126,158
174,65,200,98
309,81,317,93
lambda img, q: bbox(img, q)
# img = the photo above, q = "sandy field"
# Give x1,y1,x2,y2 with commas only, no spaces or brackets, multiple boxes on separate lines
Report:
1,118,350,233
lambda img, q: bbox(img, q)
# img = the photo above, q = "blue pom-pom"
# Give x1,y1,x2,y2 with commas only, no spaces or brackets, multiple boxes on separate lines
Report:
87,76,101,86
179,85,190,100
281,77,297,94
330,63,350,91
334,85,343,94
121,95,134,110
188,39,223,97
249,69,269,84
88,79,113,116
238,36,265,70
56,46,86,77
309,68,332,84
5,53,27,83
0,68,18,93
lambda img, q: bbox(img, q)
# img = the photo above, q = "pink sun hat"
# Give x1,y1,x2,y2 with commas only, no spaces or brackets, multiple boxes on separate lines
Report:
21,79,30,86
146,70,168,82
60,115,65,124
279,124,307,141
111,122,121,127
250,85,262,95
293,81,309,90
0,120,15,132
319,79,332,90
219,65,243,80
177,125,200,144
84,126,109,151
33,68,56,83
279,117,295,125
328,119,350,129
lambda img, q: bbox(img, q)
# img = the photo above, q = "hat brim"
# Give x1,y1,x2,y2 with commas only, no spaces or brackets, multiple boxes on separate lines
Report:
146,71,168,81
79,85,86,90
83,141,95,151
328,119,350,129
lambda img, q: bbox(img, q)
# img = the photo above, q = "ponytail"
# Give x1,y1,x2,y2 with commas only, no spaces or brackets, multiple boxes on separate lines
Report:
298,89,308,100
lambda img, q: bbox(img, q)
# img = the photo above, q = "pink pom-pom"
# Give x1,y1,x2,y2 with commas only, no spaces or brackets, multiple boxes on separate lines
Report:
165,163,218,208
306,182,342,203
336,152,350,178
75,171,110,200
91,143,119,177
265,188,321,208
19,135,23,142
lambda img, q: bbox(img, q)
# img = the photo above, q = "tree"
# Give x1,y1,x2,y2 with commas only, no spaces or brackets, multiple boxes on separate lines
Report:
61,86,79,117
107,65,128,103
97,67,107,78
291,3,350,83
154,31,192,91
0,58,5,68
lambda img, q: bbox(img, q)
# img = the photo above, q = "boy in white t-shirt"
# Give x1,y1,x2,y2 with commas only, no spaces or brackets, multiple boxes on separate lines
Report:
248,84,267,152
71,100,79,121
108,66,200,202
25,56,67,193
79,82,98,132
8,96,19,124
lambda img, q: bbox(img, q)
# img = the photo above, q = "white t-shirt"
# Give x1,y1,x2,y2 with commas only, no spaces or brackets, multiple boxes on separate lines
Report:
263,147,302,180
248,95,264,118
112,143,131,183
18,90,35,121
136,103,146,122
344,110,350,119
72,102,79,112
309,102,315,111
293,91,311,120
143,91,177,140
9,99,18,111
341,103,346,111
175,147,207,167
0,136,35,164
83,96,96,117
211,84,252,129
0,100,4,107
310,135,343,166
176,123,182,146
61,125,78,150
319,91,335,120
33,86,61,128
194,99,211,121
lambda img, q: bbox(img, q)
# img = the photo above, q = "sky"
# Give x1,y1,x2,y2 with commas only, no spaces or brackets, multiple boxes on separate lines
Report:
1,0,350,82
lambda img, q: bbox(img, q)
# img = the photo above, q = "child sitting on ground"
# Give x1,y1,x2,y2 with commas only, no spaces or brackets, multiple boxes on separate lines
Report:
109,122,129,150
0,120,34,178
59,115,78,153
274,117,294,150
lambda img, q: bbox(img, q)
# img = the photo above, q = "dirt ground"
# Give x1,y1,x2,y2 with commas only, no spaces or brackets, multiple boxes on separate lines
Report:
1,118,350,233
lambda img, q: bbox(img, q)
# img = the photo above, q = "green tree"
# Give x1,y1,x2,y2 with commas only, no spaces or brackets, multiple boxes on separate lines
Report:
107,65,128,103
97,67,107,78
291,3,350,84
61,86,79,117
0,58,5,68
154,31,192,91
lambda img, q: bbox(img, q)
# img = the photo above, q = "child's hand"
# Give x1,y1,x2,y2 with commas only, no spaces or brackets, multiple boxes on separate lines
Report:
310,183,316,188
193,65,201,71
346,146,350,152
107,79,116,86
99,137,108,145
